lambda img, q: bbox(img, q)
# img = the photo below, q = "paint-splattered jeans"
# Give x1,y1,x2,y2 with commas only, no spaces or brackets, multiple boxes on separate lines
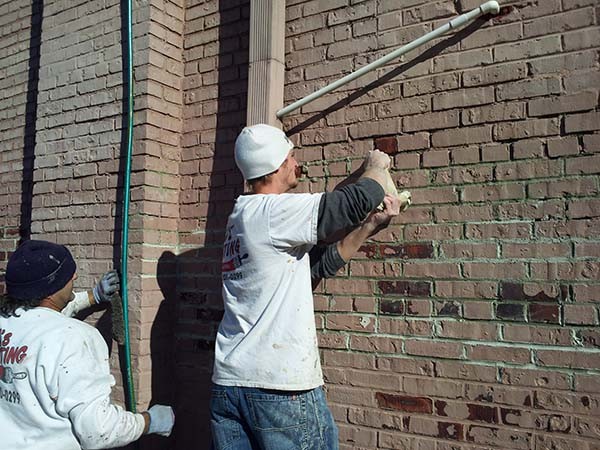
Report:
210,384,339,450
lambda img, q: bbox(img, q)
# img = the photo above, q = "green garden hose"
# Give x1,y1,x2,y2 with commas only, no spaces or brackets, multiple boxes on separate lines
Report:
119,0,136,413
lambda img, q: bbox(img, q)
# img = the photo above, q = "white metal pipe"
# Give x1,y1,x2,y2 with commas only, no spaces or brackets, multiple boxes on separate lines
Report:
276,0,500,119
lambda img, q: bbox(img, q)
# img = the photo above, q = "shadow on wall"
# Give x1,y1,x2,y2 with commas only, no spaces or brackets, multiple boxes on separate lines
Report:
151,1,250,449
144,10,491,450
286,17,489,137
20,0,44,244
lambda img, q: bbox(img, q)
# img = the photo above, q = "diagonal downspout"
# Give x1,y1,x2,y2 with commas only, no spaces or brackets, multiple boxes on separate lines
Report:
276,1,500,119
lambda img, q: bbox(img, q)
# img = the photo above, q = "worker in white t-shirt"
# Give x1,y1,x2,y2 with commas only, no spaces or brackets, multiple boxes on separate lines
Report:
0,239,175,450
211,124,401,450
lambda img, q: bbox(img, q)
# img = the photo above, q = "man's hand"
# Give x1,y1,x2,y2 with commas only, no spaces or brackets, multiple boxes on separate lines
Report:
364,149,391,171
92,270,120,304
366,194,401,236
146,404,175,437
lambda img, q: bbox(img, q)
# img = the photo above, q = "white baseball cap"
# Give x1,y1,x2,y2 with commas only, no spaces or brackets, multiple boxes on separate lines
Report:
234,124,294,180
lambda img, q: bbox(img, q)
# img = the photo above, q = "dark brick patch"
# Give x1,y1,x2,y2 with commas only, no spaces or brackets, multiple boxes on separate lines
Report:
380,299,405,315
375,136,398,155
496,303,526,321
376,392,433,413
438,421,463,440
529,303,560,323
379,280,431,297
500,282,567,302
436,301,462,318
468,403,498,424
380,243,434,259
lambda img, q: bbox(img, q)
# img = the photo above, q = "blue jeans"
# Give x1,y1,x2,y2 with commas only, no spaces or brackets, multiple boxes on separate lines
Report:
210,384,339,450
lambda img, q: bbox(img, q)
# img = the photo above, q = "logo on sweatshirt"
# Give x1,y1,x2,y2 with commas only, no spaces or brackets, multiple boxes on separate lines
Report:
222,225,248,280
0,328,28,405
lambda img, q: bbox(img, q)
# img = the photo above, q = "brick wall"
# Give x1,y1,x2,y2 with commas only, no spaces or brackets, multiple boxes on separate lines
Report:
174,0,248,446
0,0,38,285
1,0,599,449
0,0,186,433
281,1,600,449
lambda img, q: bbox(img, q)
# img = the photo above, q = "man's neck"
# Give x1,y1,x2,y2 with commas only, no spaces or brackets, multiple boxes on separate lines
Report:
251,179,288,195
40,296,65,312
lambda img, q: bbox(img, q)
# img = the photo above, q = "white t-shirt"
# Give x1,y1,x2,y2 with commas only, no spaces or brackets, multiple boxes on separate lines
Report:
213,192,324,390
0,307,145,450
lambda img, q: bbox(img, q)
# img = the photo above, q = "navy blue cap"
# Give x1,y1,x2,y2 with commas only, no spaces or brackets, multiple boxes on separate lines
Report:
5,240,76,301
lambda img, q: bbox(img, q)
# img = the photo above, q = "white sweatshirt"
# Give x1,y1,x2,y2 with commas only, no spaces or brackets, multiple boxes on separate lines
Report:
0,306,145,450
213,192,325,390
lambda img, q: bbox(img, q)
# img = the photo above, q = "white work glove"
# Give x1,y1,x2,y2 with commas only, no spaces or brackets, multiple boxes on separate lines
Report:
147,404,175,437
364,149,391,171
92,270,120,304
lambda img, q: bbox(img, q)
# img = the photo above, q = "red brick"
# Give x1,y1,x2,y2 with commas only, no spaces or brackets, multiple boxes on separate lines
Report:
323,350,375,370
529,49,598,75
345,369,402,390
464,262,527,280
469,345,531,364
529,177,598,198
575,374,600,393
536,349,600,370
396,133,430,151
378,318,433,337
349,335,402,353
494,118,560,140
433,48,493,72
436,400,499,424
534,390,600,415
565,111,600,133
326,313,376,332
374,136,398,155
464,383,533,407
437,321,498,341
379,243,434,259
405,339,463,359
404,110,459,132
462,102,525,125
463,302,494,320
577,329,600,349
564,304,599,325
466,425,531,449
496,76,561,101
530,91,598,117
405,299,432,316
403,73,459,97
439,242,497,259
462,60,527,85
407,416,464,440
494,35,561,63
433,86,495,110
573,285,600,303
404,377,464,399
462,183,525,202
347,407,403,430
376,392,433,413
566,154,600,174
434,204,493,222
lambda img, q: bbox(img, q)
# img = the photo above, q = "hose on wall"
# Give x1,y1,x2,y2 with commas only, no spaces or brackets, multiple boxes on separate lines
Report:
120,0,136,413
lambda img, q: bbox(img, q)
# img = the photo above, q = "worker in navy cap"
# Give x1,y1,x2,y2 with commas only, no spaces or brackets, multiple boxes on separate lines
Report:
0,239,175,449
